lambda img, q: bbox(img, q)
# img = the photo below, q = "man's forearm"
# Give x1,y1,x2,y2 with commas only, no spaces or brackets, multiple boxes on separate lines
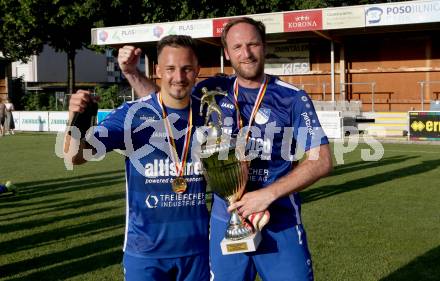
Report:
267,144,333,200
228,144,333,217
124,69,159,97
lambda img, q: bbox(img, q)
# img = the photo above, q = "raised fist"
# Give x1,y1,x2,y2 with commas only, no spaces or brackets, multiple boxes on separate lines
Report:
118,45,142,75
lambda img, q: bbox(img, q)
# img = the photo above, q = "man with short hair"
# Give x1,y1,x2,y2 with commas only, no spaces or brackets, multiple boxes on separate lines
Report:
64,35,209,281
118,17,332,281
200,18,332,281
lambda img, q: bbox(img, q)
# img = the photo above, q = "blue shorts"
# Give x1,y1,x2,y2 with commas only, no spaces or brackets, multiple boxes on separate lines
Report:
210,216,314,281
123,252,210,281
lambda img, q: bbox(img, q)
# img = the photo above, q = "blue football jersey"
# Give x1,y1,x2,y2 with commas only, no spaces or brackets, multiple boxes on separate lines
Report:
194,75,329,226
92,93,209,258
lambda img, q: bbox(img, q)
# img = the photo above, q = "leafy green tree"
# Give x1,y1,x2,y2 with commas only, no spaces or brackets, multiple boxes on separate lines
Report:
0,0,112,94
95,85,123,109
0,0,45,61
22,91,63,111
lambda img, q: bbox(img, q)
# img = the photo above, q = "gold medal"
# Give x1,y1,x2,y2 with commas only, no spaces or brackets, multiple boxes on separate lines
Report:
172,177,187,193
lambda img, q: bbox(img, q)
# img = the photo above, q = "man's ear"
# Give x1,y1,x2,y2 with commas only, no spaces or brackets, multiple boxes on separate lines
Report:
155,64,162,78
224,48,231,61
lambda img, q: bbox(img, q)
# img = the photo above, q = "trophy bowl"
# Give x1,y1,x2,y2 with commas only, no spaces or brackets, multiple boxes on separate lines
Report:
200,138,254,241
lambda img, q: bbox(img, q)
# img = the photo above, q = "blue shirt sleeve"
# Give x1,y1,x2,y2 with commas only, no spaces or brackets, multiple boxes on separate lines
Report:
92,103,128,152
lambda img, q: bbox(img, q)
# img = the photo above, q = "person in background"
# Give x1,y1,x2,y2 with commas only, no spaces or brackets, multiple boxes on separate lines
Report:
4,98,15,135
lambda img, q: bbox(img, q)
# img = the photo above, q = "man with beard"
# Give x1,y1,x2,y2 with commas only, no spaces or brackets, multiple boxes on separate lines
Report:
118,17,332,281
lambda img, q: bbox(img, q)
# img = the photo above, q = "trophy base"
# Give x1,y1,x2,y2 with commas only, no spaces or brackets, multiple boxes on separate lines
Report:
220,231,262,255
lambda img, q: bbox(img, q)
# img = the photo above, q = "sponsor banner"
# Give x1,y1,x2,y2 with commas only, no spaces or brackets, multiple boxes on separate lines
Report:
94,20,213,45
284,10,323,32
18,111,49,132
13,110,115,132
251,13,284,33
213,11,322,36
365,0,440,27
265,43,310,75
317,111,343,139
212,15,284,37
95,25,151,45
13,110,112,131
408,111,440,140
213,18,234,37
11,111,20,131
323,6,365,29
148,20,213,40
48,111,69,132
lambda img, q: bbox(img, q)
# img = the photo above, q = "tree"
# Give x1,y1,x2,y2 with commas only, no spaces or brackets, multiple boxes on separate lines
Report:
0,0,45,62
95,85,123,109
44,0,108,94
0,0,112,94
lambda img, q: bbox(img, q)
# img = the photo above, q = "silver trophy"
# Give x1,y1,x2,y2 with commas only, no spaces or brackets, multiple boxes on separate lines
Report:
199,87,262,255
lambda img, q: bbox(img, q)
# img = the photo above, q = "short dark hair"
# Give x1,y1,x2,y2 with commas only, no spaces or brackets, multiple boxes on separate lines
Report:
157,35,199,61
221,17,266,48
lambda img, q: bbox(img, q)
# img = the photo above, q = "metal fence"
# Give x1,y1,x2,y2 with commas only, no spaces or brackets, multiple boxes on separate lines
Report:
340,82,376,111
418,80,440,111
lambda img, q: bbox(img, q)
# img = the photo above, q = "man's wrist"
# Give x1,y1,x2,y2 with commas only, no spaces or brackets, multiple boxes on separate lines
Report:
122,68,142,78
265,187,279,205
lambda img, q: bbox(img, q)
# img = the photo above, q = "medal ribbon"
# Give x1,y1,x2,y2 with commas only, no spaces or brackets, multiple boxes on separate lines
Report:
233,75,269,140
158,93,192,178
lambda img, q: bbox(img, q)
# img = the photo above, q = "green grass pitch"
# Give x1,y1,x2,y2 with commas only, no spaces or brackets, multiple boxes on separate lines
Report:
1,133,439,280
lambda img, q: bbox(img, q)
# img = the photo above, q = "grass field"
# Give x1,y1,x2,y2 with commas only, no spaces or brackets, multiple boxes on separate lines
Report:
0,133,439,281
